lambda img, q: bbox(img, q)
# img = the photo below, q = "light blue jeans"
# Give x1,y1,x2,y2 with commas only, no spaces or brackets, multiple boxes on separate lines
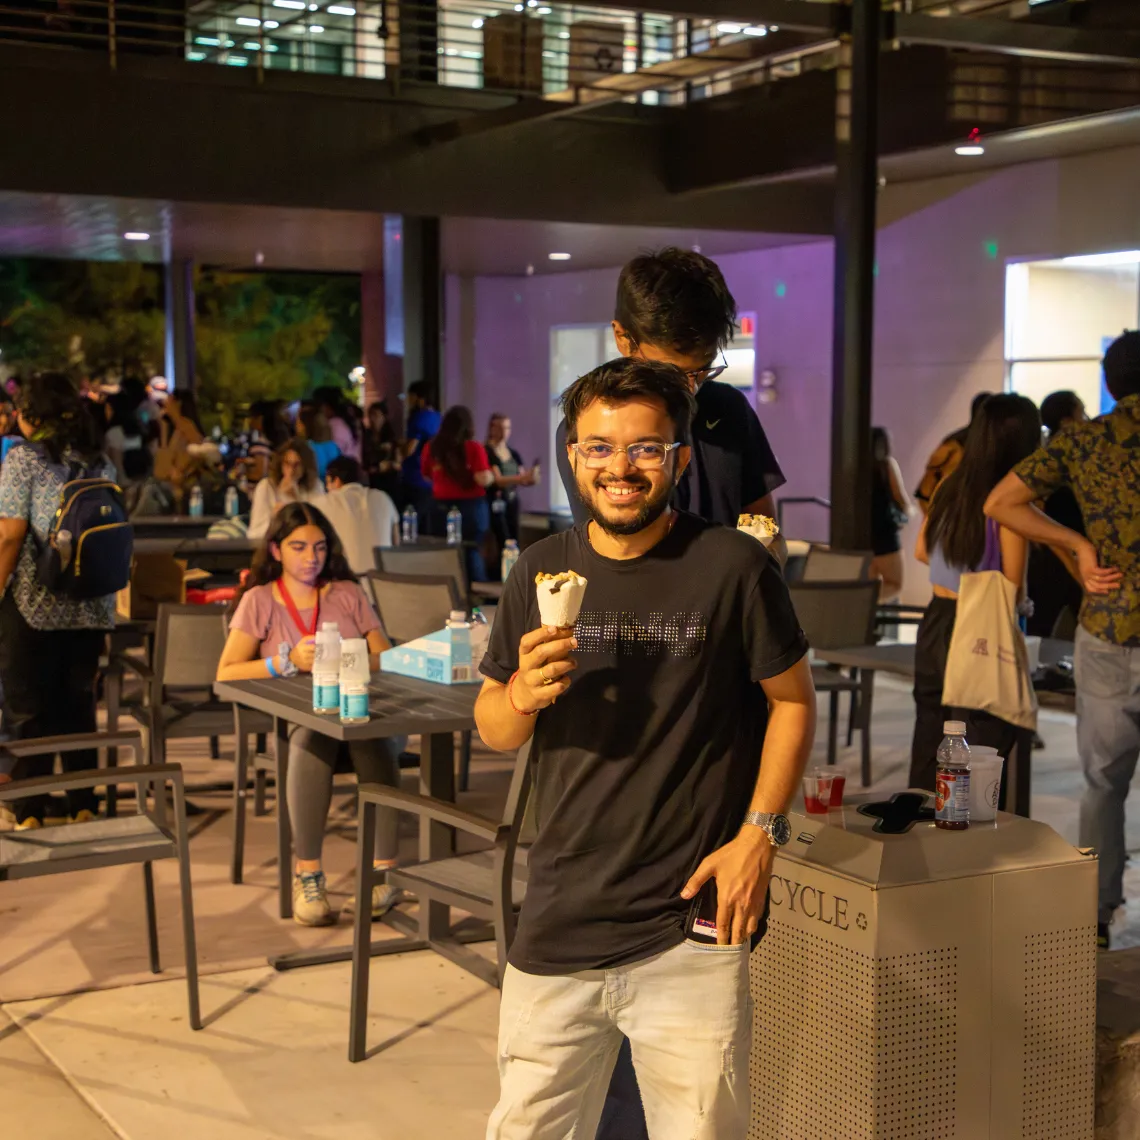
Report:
487,940,752,1140
1075,626,1140,924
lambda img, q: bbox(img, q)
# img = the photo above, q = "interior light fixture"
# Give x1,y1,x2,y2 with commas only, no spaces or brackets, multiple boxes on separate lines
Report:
471,17,483,28
273,0,306,8
309,24,324,32
716,22,744,34
244,41,262,49
548,252,572,261
743,25,767,36
236,16,260,26
1059,250,1140,268
536,5,552,12
328,4,355,12
955,145,985,156
226,56,249,65
124,232,150,241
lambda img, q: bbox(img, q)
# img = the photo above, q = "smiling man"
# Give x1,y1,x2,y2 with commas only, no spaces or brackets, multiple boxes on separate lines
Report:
477,358,814,1140
556,248,787,563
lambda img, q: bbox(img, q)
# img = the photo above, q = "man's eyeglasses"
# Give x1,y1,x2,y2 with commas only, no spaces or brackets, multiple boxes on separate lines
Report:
620,333,728,384
572,442,683,470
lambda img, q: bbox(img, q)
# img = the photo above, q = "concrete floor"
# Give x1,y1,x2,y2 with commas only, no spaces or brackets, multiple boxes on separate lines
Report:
2,674,1137,1139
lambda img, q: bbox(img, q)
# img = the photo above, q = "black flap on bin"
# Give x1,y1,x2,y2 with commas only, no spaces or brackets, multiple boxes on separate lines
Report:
858,792,935,834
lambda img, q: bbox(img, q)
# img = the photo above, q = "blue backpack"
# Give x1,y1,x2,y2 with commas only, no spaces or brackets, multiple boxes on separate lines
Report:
36,454,134,599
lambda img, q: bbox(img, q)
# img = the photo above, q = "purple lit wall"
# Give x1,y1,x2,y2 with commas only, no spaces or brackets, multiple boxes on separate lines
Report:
443,145,1140,601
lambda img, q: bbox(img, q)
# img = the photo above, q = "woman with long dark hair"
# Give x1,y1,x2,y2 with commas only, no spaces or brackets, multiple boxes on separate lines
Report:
243,398,291,485
909,394,1042,789
869,426,914,602
217,503,403,926
421,405,494,582
0,373,116,828
362,400,401,500
313,386,362,463
248,437,325,541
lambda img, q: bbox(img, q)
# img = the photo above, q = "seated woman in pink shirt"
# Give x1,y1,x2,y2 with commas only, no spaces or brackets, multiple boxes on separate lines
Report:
217,502,402,928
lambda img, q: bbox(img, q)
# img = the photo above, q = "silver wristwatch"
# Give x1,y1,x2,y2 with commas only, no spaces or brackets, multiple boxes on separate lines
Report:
743,811,792,847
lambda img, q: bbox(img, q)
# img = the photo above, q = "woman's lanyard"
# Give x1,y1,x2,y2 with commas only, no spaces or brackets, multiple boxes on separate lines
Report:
278,578,320,640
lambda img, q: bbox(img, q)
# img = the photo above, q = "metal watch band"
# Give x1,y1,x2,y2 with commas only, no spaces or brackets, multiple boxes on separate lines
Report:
743,811,792,846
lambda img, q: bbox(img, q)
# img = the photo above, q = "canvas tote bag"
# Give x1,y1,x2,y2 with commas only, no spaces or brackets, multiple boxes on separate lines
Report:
941,520,1038,730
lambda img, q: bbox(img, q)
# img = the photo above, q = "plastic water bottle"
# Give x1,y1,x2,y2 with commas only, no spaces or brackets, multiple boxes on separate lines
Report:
312,622,341,714
470,607,490,663
339,638,371,724
446,506,463,545
224,485,240,519
401,504,418,545
188,485,204,518
501,539,520,582
935,720,971,831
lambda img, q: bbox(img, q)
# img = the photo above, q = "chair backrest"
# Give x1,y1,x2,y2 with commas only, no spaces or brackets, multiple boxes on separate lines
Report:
154,603,230,690
802,545,874,582
789,581,880,651
365,572,462,645
374,545,468,600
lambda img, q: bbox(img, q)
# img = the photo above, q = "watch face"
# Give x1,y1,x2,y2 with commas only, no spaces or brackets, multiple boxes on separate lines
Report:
771,814,792,846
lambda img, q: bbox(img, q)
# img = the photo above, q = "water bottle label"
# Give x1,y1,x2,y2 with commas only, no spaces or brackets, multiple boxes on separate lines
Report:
312,680,340,711
935,770,971,822
340,688,369,720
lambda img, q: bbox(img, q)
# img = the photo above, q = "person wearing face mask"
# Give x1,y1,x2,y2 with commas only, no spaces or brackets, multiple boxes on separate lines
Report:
217,503,404,926
556,249,787,564
247,438,325,541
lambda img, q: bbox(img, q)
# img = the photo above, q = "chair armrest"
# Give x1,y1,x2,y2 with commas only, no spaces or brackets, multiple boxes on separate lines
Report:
1,731,144,760
357,782,504,842
0,763,182,802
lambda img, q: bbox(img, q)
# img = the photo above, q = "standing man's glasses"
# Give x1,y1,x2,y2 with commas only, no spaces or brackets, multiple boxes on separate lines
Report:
572,442,683,470
621,334,728,384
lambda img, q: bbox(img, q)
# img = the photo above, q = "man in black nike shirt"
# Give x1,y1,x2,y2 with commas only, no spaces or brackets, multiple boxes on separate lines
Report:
478,359,814,1140
555,248,787,563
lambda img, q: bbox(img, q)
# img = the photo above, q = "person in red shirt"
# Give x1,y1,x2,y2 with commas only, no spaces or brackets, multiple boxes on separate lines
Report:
421,405,494,582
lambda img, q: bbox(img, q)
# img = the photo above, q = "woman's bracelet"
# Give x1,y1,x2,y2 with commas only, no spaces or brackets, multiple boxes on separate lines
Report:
266,655,279,678
507,671,538,717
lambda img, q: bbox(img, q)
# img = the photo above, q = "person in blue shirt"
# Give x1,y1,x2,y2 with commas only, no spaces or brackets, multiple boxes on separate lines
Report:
400,380,442,536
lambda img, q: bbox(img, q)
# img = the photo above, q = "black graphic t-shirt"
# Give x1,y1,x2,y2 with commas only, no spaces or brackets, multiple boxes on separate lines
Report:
480,513,808,975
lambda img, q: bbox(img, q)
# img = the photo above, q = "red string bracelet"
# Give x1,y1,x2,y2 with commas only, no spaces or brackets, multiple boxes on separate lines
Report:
507,671,538,716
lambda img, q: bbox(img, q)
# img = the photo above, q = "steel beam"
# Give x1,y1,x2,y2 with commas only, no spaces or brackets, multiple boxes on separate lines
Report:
830,0,880,552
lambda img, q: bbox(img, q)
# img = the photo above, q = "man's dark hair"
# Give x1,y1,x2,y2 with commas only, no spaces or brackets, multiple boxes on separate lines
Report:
326,455,364,486
614,248,737,359
407,380,436,408
1039,390,1085,436
1103,330,1140,401
561,358,697,445
122,445,153,481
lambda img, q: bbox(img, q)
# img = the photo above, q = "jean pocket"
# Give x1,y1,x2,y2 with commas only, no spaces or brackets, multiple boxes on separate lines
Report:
684,938,748,953
1076,630,1130,700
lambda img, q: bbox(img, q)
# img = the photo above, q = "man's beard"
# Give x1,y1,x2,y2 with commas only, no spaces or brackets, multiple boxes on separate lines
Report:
574,474,674,537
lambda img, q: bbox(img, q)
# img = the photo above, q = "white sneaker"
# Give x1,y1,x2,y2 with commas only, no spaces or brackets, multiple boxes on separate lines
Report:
343,882,405,920
292,870,334,927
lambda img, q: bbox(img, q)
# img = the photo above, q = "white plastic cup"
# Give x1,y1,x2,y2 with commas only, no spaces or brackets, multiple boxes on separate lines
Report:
339,638,371,724
969,754,1005,823
1024,635,1042,674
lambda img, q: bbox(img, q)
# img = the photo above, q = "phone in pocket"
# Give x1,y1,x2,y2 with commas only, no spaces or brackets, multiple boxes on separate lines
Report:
685,879,721,945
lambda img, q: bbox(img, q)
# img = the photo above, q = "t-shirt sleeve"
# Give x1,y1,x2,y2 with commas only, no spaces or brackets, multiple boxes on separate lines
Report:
348,583,381,635
0,444,34,522
468,441,491,474
1014,436,1071,499
230,587,270,646
745,557,809,682
740,402,786,503
480,556,530,684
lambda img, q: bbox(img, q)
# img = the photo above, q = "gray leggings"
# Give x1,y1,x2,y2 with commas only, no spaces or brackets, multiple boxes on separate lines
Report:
286,727,402,864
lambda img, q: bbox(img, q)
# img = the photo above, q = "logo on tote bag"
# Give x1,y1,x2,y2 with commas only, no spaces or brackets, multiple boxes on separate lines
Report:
972,638,990,656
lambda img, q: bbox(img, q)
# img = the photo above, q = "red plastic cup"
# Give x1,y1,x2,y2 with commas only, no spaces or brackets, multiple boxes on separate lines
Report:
829,771,847,807
802,770,835,817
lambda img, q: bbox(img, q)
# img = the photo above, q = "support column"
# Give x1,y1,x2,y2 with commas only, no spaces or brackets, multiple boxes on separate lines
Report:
361,266,404,434
401,216,443,404
164,258,196,392
398,0,437,83
829,0,881,551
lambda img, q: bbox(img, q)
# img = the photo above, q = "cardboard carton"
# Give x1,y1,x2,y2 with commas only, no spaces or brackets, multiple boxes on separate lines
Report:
116,552,212,620
380,625,477,686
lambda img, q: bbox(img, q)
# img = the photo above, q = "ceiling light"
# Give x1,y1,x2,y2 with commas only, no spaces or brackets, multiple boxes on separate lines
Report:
264,19,278,27
187,50,206,60
124,232,150,241
716,22,744,35
471,17,483,28
536,5,552,12
548,252,571,261
309,24,324,32
955,145,985,156
244,41,262,49
226,56,249,65
1060,250,1140,268
743,25,767,36
194,35,220,45
236,16,260,26
328,4,355,12
273,0,306,8
770,24,779,31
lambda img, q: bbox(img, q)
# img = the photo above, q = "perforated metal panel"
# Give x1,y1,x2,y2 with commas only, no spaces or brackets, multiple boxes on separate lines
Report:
752,922,958,1140
1021,926,1097,1140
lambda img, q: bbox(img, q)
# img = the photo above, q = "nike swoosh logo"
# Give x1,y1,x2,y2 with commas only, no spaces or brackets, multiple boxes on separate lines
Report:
706,419,720,430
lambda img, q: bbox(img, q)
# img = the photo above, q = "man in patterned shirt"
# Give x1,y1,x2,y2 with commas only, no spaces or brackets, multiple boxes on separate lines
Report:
985,330,1139,948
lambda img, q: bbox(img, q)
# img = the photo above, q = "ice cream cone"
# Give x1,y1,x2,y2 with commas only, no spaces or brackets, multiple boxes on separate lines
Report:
536,571,587,628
